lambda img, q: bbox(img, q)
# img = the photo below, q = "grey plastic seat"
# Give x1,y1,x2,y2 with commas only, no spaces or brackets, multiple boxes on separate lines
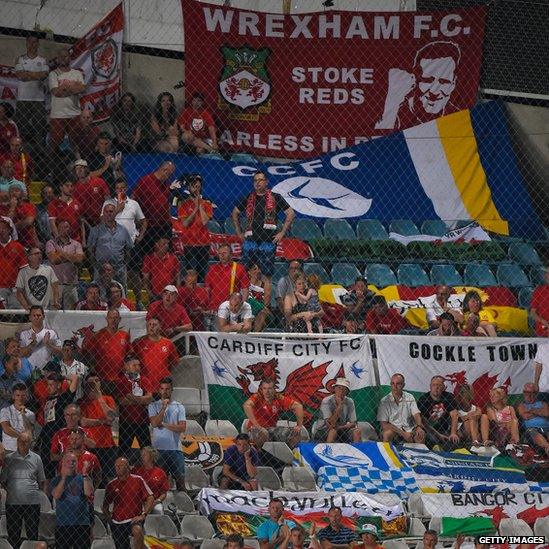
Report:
0,541,13,549
496,264,530,288
163,490,197,516
92,518,109,538
291,219,323,241
200,540,225,549
91,541,116,549
183,419,206,436
427,516,441,533
397,263,430,286
205,419,238,438
38,490,52,512
323,219,356,240
407,493,427,517
276,420,310,441
256,466,282,490
145,515,179,540
93,488,106,515
185,466,210,491
172,387,202,415
282,466,317,491
303,262,329,282
358,421,379,441
408,517,426,536
179,515,216,541
262,441,294,464
499,518,532,536
463,264,497,287
421,220,448,237
38,512,56,541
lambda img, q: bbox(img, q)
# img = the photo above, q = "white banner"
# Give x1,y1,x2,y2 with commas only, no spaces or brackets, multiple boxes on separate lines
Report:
389,222,491,246
422,492,549,521
375,335,539,401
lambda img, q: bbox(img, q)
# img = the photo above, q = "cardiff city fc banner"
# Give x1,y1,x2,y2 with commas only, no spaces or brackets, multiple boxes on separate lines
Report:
195,333,376,427
124,102,541,237
0,5,123,120
182,1,485,157
197,488,407,536
375,335,539,407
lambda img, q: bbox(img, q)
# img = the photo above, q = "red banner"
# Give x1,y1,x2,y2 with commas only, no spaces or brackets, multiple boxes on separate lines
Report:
182,1,486,158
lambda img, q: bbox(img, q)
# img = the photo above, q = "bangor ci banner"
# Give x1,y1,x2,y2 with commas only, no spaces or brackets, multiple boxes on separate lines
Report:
195,333,376,427
375,335,539,407
182,2,485,157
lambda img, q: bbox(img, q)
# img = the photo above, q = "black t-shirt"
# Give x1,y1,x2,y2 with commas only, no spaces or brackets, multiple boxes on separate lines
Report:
236,192,290,243
86,151,116,194
41,389,75,438
418,391,457,433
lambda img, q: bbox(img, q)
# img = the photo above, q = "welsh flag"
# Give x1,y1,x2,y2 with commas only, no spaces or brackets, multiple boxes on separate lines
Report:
195,333,377,427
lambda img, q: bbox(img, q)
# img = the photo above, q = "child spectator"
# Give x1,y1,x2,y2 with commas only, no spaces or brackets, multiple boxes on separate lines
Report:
294,274,323,334
480,387,519,449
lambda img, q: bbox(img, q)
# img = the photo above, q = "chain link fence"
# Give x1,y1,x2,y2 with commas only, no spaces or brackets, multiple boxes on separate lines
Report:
0,0,547,547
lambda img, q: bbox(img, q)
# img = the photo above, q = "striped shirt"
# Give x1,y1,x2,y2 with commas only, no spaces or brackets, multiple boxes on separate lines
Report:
317,525,358,545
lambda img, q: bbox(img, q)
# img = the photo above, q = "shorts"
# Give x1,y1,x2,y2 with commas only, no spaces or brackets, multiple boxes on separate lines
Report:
157,449,185,479
250,425,292,443
242,240,276,277
111,521,143,549
315,426,356,443
524,426,549,442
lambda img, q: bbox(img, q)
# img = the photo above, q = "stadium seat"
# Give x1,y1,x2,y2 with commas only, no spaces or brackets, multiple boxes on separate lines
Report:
172,387,202,415
276,420,310,441
230,153,258,164
0,516,7,538
164,491,197,516
356,219,389,240
407,493,427,517
421,220,448,237
94,488,106,516
145,515,179,540
507,242,542,266
323,219,356,240
262,441,294,464
38,490,52,512
358,421,379,441
92,518,109,538
91,542,116,549
518,286,534,309
244,539,260,549
38,512,56,541
364,263,397,287
179,515,216,541
499,518,533,536
530,265,546,286
463,264,497,287
282,466,318,491
207,219,222,234
496,264,531,287
408,517,427,536
534,517,549,537
205,419,238,438
184,466,210,491
172,357,204,389
430,264,463,286
382,540,409,549
184,419,206,436
427,516,441,533
389,219,420,236
303,262,330,282
0,541,12,549
200,152,224,161
256,466,282,490
200,540,225,549
290,219,323,241
331,263,361,286
397,263,430,286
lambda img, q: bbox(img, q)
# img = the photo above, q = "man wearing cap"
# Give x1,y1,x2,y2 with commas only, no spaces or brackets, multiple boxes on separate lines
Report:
146,285,192,338
232,171,294,284
73,158,109,226
0,215,27,308
217,292,253,333
317,378,361,443
142,236,180,302
355,524,382,549
58,339,88,399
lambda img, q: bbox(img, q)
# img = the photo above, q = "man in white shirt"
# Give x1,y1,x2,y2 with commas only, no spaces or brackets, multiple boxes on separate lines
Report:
377,373,425,443
218,292,254,333
14,35,48,147
19,305,62,370
0,383,35,453
59,340,88,399
48,47,85,151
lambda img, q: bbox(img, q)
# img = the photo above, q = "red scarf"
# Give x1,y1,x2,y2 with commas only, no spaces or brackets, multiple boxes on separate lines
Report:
245,190,277,237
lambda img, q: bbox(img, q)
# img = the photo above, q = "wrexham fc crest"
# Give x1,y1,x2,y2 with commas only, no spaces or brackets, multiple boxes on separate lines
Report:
218,46,272,120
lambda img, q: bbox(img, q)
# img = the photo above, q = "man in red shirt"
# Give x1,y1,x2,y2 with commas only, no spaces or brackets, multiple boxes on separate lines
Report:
103,457,154,549
3,136,33,185
243,379,304,449
531,268,549,337
116,354,154,456
48,180,84,242
178,92,218,154
63,426,102,487
50,403,95,463
365,295,409,334
72,109,100,161
0,217,27,308
0,183,38,248
142,237,180,301
178,268,209,331
80,308,132,383
133,317,179,388
73,159,109,225
146,286,192,338
205,244,249,314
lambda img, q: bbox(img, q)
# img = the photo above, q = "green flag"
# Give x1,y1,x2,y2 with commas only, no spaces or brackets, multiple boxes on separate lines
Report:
441,516,496,536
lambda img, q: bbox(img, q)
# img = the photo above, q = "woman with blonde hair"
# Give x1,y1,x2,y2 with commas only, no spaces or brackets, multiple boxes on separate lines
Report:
480,387,520,448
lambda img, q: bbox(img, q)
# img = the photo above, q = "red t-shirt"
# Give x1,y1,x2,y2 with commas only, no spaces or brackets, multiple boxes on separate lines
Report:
116,373,154,424
48,197,83,241
33,380,70,426
178,284,209,331
82,328,132,381
0,202,38,249
365,308,407,334
79,396,117,448
105,474,152,523
133,336,179,388
531,285,549,337
73,177,109,224
0,240,27,288
146,301,191,334
50,426,94,456
246,393,296,429
131,173,170,227
142,253,180,296
177,108,215,139
133,466,169,500
0,121,18,155
176,198,212,246
205,261,250,310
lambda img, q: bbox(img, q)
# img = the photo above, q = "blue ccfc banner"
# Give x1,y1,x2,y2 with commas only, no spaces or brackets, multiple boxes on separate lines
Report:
123,101,541,238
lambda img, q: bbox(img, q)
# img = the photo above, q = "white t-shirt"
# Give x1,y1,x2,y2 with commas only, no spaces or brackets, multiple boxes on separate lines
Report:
217,301,254,324
19,326,61,370
0,405,35,452
535,341,549,391
60,359,89,399
14,54,48,102
48,68,84,119
102,198,145,242
15,264,58,308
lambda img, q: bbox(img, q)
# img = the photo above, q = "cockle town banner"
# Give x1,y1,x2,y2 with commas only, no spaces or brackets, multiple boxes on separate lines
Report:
195,333,376,427
375,335,539,407
182,1,486,157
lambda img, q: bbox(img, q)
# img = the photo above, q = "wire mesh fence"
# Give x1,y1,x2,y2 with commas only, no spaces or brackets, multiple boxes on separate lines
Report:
0,0,547,547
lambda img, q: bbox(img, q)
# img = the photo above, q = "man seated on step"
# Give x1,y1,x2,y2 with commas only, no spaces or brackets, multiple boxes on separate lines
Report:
243,378,304,449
